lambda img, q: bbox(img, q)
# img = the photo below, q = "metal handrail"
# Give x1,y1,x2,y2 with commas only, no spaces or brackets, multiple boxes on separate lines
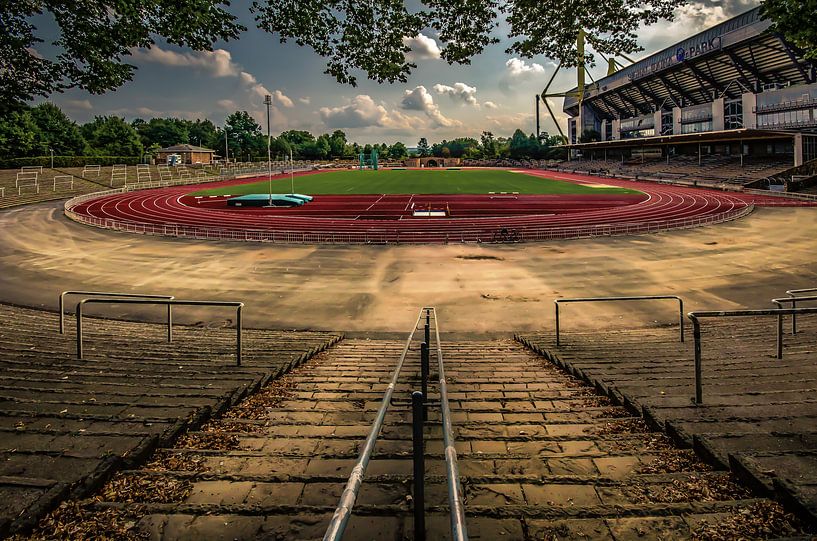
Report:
688,307,817,404
59,290,174,334
773,296,817,348
75,298,243,365
323,309,426,541
430,308,468,541
786,288,817,334
555,296,684,346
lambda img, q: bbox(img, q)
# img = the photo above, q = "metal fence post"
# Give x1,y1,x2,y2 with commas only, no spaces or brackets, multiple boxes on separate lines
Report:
692,318,702,405
412,391,426,541
167,304,173,343
555,301,561,346
777,312,783,359
236,304,243,367
421,342,429,421
424,310,430,345
678,298,685,342
76,301,84,359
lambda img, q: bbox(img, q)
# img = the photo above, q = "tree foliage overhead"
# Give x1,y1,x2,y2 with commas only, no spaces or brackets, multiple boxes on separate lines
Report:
251,0,686,86
762,0,817,59
1,0,244,111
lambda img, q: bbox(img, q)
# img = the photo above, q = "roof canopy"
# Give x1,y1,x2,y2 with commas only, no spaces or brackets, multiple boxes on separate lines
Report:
157,144,215,153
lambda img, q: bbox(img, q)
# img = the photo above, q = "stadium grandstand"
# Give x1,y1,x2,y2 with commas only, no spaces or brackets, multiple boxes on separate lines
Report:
559,7,817,190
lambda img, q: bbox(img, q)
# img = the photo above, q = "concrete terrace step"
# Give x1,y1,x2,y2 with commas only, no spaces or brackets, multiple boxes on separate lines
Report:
0,302,340,537
518,318,817,527
17,339,807,540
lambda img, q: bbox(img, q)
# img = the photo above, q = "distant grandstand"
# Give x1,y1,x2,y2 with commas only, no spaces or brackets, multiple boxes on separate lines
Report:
561,7,817,190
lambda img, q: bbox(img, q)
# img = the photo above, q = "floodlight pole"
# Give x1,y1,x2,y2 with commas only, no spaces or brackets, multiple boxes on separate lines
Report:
290,147,294,194
49,148,54,169
264,94,273,206
224,128,229,164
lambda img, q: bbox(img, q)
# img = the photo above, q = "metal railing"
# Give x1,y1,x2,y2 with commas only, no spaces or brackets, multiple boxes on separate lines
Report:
555,296,684,346
430,308,468,541
786,288,817,333
772,296,817,356
687,307,817,404
63,188,755,245
324,307,467,541
323,309,423,541
59,290,174,334
75,298,244,365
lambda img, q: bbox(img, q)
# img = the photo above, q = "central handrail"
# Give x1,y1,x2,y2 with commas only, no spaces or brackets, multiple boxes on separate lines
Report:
323,309,425,541
773,296,817,349
430,308,468,541
688,307,817,404
59,290,174,334
75,298,243,365
786,288,817,334
555,295,684,346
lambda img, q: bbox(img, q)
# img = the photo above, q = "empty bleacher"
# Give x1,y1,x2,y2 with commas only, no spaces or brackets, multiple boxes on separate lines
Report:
0,301,340,536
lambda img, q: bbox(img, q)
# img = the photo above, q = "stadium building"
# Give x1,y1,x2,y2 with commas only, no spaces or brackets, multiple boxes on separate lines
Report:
563,7,817,186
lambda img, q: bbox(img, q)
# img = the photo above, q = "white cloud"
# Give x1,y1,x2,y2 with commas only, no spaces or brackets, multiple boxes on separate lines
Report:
401,86,460,128
484,101,499,110
273,90,294,108
299,96,311,105
433,82,479,108
505,58,545,78
403,34,441,60
132,47,239,78
319,95,423,130
217,99,238,110
64,99,93,111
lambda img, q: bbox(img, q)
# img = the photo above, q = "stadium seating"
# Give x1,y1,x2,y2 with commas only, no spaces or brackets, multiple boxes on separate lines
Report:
0,301,340,536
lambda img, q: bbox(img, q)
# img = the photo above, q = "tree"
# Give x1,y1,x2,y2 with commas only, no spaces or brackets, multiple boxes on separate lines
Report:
2,1,243,112
417,137,430,157
252,0,685,87
187,119,219,149
225,111,262,159
0,109,41,159
134,118,189,149
388,142,408,160
82,116,143,156
328,130,347,158
762,0,817,59
480,131,498,158
29,102,85,155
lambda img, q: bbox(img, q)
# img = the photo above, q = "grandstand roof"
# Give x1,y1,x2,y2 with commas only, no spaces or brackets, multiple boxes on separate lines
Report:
564,7,817,119
564,128,795,150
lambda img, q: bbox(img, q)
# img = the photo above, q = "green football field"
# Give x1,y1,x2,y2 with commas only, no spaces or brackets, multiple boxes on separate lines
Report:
191,169,639,196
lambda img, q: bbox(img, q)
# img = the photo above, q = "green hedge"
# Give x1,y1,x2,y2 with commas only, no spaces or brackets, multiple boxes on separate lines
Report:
0,156,142,169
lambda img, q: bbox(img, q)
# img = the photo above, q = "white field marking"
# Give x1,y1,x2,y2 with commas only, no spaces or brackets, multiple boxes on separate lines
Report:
365,194,386,211
404,194,415,211
583,183,619,189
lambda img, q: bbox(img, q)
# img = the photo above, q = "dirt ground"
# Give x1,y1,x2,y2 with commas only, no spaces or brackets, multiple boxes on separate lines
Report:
1,201,816,333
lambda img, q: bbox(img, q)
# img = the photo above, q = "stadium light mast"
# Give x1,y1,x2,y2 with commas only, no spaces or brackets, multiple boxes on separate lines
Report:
290,147,294,195
264,94,273,206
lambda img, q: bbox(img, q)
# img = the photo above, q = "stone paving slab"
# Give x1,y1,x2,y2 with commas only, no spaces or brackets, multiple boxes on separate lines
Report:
518,318,817,526
0,303,341,537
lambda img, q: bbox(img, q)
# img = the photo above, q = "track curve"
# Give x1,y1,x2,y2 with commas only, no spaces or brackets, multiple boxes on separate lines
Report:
66,169,812,244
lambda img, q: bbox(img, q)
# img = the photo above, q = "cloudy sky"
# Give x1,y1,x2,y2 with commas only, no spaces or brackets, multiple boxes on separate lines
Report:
47,0,758,144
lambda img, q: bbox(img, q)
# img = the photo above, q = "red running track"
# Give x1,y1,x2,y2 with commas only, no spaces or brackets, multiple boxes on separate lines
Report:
67,170,816,244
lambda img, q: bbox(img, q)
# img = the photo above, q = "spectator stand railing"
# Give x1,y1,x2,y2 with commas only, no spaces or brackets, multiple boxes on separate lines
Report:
555,296,685,346
323,307,467,541
785,288,817,333
74,298,244,365
59,290,174,335
687,306,817,404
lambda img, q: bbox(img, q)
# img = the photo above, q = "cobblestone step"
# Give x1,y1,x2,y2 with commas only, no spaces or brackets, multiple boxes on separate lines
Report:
16,338,807,540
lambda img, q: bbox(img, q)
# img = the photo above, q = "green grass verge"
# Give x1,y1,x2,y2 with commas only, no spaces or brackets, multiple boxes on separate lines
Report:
190,169,640,196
